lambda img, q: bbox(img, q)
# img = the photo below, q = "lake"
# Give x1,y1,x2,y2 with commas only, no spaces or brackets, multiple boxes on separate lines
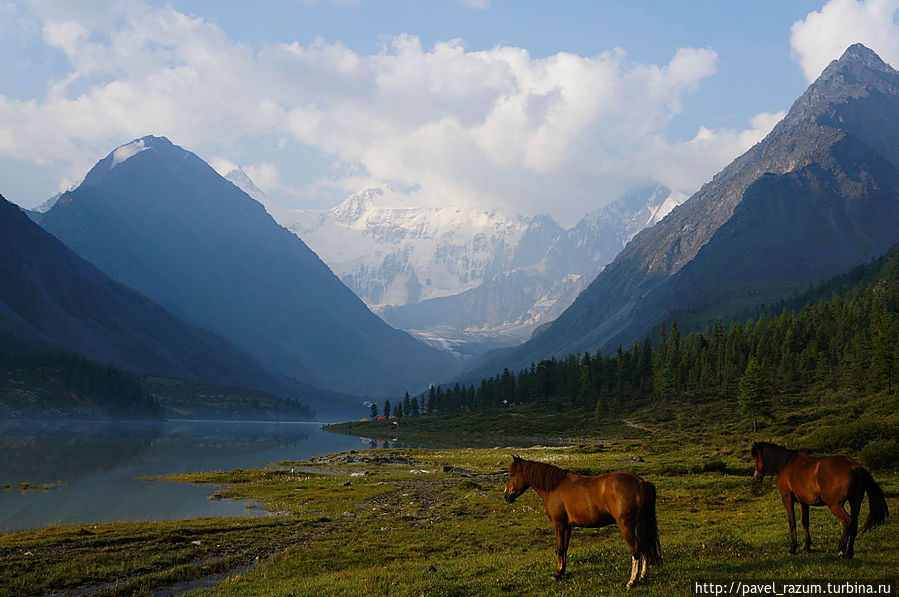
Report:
0,419,382,532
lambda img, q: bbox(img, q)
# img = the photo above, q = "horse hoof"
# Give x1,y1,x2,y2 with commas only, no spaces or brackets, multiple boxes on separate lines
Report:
626,581,634,590
838,550,845,558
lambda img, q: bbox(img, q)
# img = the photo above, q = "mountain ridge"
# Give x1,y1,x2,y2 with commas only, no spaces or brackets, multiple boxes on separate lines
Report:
37,136,460,398
0,192,312,401
462,43,899,381
271,184,684,346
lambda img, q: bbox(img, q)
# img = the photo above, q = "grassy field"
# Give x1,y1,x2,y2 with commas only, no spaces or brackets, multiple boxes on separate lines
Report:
1,391,896,596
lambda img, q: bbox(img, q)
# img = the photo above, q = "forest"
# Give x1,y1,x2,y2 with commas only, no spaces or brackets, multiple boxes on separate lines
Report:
0,350,164,419
381,247,899,448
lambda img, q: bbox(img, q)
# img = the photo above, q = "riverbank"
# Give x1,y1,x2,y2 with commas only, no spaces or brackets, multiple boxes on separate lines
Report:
2,439,896,596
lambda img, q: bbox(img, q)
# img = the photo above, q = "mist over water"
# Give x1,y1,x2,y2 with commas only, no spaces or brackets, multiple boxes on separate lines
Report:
0,420,367,532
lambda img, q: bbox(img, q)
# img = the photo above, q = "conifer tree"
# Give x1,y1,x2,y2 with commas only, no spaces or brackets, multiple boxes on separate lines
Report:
738,357,771,432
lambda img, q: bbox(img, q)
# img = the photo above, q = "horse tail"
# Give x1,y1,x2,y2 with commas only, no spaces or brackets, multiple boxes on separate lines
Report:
636,480,662,565
855,467,888,534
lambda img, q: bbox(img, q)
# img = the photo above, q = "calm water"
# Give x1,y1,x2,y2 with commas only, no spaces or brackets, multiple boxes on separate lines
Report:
0,419,373,532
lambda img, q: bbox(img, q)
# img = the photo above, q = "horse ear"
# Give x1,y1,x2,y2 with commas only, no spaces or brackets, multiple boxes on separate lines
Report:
512,455,521,462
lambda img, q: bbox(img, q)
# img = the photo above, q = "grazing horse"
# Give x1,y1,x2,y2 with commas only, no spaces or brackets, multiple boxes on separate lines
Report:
751,442,888,558
503,456,661,589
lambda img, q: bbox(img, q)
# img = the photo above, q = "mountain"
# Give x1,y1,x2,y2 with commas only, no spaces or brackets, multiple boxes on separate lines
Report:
274,185,684,349
0,193,294,395
33,192,63,214
464,43,899,380
36,136,459,397
224,167,268,205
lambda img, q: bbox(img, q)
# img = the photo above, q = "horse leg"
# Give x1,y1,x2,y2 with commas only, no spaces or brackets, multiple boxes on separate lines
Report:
617,517,640,590
827,501,851,558
781,493,798,554
845,494,862,559
800,503,812,552
551,519,571,579
639,554,649,581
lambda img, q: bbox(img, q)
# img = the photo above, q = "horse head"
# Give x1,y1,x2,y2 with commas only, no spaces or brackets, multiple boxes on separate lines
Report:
504,455,530,503
751,441,778,481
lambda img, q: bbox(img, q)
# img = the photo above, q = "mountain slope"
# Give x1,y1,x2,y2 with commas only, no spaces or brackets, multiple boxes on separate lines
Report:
37,137,459,397
464,43,899,379
0,193,292,394
380,186,683,340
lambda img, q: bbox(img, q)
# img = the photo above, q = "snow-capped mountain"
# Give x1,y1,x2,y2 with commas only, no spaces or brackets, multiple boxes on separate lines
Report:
279,186,544,307
37,135,460,398
270,184,685,350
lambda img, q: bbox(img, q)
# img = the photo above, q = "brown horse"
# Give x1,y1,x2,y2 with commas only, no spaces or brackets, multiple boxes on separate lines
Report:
751,442,888,558
504,456,661,589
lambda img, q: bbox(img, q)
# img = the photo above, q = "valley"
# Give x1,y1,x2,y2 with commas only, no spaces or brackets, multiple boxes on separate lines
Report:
1,5,899,594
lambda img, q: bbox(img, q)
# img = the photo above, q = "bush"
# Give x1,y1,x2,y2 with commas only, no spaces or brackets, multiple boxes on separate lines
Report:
802,419,899,453
860,439,899,470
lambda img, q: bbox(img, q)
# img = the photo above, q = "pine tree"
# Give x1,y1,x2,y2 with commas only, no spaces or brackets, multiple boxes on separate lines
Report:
871,309,898,394
738,357,771,432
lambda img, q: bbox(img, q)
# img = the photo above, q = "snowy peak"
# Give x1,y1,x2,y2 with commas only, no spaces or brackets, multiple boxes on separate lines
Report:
224,167,268,205
272,184,683,344
331,187,379,223
644,189,687,228
109,139,150,169
274,188,542,307
81,135,184,187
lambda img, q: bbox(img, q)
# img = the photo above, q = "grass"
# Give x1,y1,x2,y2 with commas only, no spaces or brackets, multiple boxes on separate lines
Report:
1,389,896,596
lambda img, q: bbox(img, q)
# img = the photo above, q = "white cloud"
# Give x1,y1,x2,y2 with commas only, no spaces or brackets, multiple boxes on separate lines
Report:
209,157,238,177
636,111,785,195
790,0,899,82
243,162,283,192
0,1,777,223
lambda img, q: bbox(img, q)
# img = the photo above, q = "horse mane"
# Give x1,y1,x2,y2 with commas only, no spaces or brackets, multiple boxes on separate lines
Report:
752,441,800,473
515,457,569,492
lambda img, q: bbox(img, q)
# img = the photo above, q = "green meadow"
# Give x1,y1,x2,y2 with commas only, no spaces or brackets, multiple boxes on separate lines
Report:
2,388,896,596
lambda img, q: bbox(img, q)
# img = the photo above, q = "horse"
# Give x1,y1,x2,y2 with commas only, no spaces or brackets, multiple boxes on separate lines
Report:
503,456,661,589
751,442,888,558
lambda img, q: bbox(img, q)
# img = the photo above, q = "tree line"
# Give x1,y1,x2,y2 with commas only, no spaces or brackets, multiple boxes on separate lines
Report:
0,351,164,419
385,251,899,426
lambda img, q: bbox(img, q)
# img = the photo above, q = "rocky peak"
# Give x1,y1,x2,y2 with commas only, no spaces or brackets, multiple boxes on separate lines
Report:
787,44,899,125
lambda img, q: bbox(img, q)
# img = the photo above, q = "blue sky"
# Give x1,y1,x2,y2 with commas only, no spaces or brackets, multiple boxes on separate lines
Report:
2,0,898,225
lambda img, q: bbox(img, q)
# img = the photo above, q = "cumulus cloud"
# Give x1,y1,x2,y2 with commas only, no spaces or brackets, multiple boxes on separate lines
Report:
636,111,785,194
0,1,778,223
790,0,899,82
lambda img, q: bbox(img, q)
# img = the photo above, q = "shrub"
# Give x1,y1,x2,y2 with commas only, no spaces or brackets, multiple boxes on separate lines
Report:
860,439,899,470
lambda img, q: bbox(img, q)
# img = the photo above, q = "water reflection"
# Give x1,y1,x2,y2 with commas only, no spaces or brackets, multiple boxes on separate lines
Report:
0,420,364,532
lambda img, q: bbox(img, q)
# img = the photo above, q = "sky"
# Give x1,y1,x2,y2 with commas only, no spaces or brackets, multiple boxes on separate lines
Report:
1,0,899,226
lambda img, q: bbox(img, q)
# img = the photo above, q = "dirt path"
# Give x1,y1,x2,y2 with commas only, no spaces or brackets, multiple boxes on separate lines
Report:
621,419,653,432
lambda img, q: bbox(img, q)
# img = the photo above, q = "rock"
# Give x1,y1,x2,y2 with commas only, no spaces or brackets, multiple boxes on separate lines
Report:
618,455,645,463
442,466,478,476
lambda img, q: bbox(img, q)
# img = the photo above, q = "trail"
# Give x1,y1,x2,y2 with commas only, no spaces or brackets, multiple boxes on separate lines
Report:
621,419,653,432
